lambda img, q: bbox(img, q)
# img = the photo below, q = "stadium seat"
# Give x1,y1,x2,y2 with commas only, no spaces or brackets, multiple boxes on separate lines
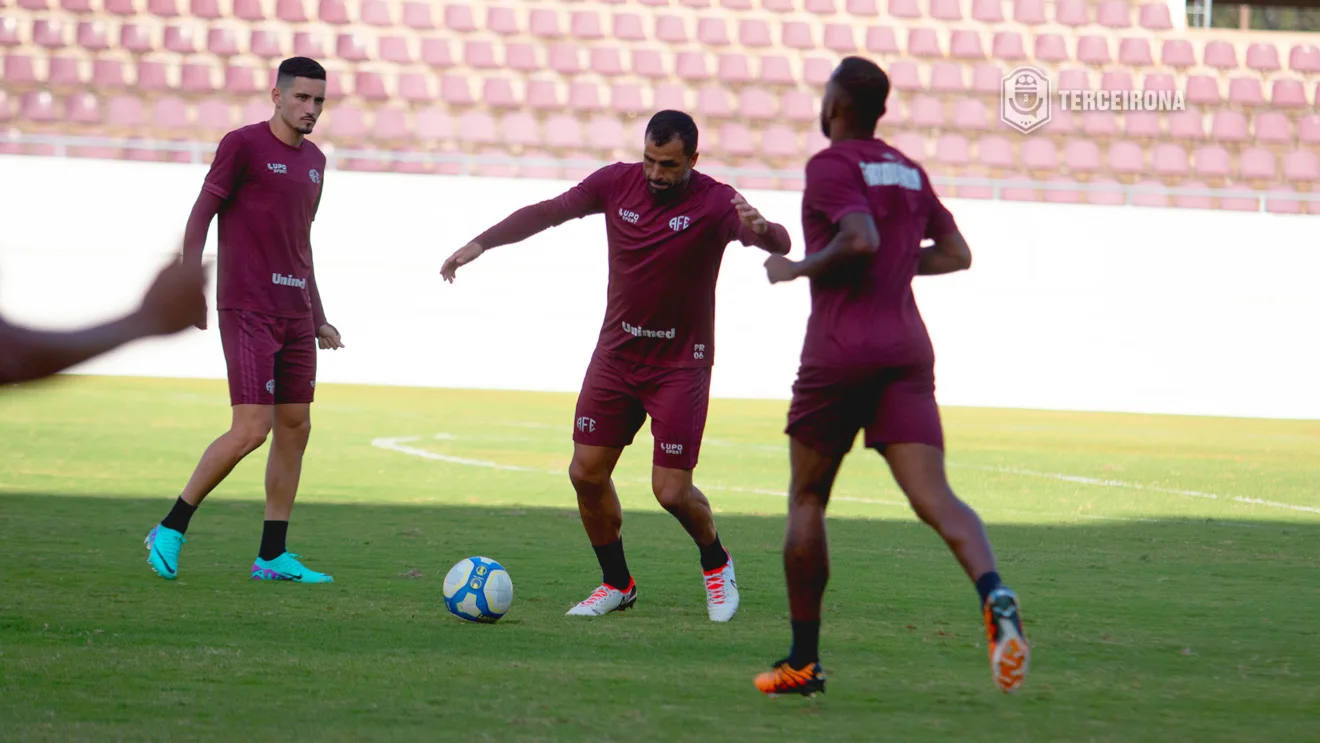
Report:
676,50,708,81
1253,111,1292,145
1192,145,1231,180
64,91,99,124
458,110,497,145
764,0,795,11
993,31,1026,61
1022,138,1058,172
398,72,432,103
949,31,984,60
47,56,81,86
1077,36,1111,66
180,62,214,93
590,48,624,76
697,84,730,117
1283,149,1320,183
782,22,814,50
136,60,169,91
34,19,67,49
1139,2,1173,30
572,12,605,40
103,0,135,14
550,44,583,75
355,71,388,101
361,0,392,26
1211,110,1249,142
92,59,127,88
1035,34,1069,64
1162,40,1196,68
891,131,927,159
487,6,519,36
319,0,349,24
908,95,944,128
1203,41,1238,70
1168,108,1205,140
865,26,899,55
1063,139,1101,173
379,36,413,64
888,0,921,19
1107,140,1144,176
781,89,815,121
586,114,625,150
1081,111,1118,137
567,81,602,112
1270,79,1308,108
632,49,665,78
716,54,752,84
507,43,539,72
1239,147,1277,182
403,3,435,30
654,83,686,111
908,29,942,58
1186,75,1221,106
656,15,687,44
445,5,477,32
1143,72,1176,93
441,75,473,105
196,97,233,131
1169,180,1213,210
415,107,452,140
978,136,1013,170
76,21,110,51
1246,43,1281,72
610,83,644,113
761,56,794,85
762,125,798,158
1097,0,1131,28
109,94,146,128
1130,179,1170,207
250,29,284,59
1228,78,1266,107
337,33,369,62
931,0,962,21
532,9,564,39
952,98,990,130
1125,111,1161,139
276,0,307,23
738,19,770,47
698,18,730,46
824,24,855,53
1055,0,1089,26
233,0,264,21
930,62,965,94
718,122,755,157
888,60,921,91
1289,43,1320,73
1152,143,1188,177
1264,189,1303,215
293,32,326,59
933,133,970,167
224,64,258,94
544,114,583,149
739,87,776,120
1119,38,1153,66
847,0,879,15
421,38,452,67
1100,70,1134,92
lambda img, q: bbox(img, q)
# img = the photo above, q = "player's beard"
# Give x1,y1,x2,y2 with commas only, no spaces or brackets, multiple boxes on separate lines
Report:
648,172,690,203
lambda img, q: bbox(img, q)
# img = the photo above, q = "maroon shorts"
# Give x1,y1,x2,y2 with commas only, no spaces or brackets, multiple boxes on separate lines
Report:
786,362,944,457
572,351,711,470
219,310,317,407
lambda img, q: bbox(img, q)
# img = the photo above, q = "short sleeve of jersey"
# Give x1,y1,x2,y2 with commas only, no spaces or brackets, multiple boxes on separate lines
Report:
203,130,247,201
804,151,873,225
922,169,958,240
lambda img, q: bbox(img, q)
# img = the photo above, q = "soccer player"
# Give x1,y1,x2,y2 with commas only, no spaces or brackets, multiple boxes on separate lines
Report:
0,260,207,386
441,110,792,622
144,57,343,584
753,57,1029,696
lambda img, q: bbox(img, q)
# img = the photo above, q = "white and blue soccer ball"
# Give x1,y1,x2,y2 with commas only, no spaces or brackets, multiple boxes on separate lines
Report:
442,556,514,623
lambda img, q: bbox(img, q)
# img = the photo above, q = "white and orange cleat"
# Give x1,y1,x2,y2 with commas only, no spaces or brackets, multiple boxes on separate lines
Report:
565,578,638,617
984,586,1030,693
704,550,740,622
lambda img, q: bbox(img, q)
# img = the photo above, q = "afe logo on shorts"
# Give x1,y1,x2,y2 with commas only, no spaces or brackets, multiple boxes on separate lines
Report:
669,215,691,231
265,380,276,395
576,417,596,433
309,169,321,184
660,442,684,456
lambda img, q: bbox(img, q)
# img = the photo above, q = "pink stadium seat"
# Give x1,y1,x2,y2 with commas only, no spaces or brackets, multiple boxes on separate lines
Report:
1239,147,1276,181
103,0,136,14
698,18,729,46
1100,70,1133,91
531,9,563,38
545,114,583,150
1227,78,1265,107
1063,139,1101,173
1246,43,1280,72
587,115,624,149
373,108,408,140
1077,36,1111,66
1039,178,1083,204
763,125,798,158
1264,189,1303,215
1085,178,1125,205
993,31,1026,61
930,62,965,93
193,98,232,133
908,95,943,127
239,99,267,125
1289,44,1320,73
441,75,473,105
847,0,878,14
931,0,962,20
206,27,239,57
717,54,751,83
1270,79,1307,108
761,56,795,85
1081,111,1118,137
293,32,325,59
464,40,496,68
718,123,755,157
1143,72,1175,93
657,15,687,44
149,0,178,16
165,25,198,54
1168,108,1204,140
568,81,601,111
1119,38,1153,66
337,33,369,62
613,14,645,41
1192,145,1231,179
1130,180,1170,208
866,27,898,55
0,18,20,48
35,20,67,49
1152,143,1188,177
4,54,36,84
1202,41,1237,70
319,0,349,24
824,24,855,53
1168,180,1212,210
1035,34,1069,63
458,111,496,144
136,60,169,91
403,2,435,29
1055,0,1088,25
977,136,1013,169
1107,140,1144,175
1097,0,1130,27
950,31,984,60
250,30,283,58
611,83,643,113
891,131,927,159
739,19,771,47
783,22,814,50
445,5,476,32
181,62,214,93
487,6,519,35
934,134,970,167
888,0,920,18
277,0,307,23
887,60,920,91
76,21,110,51
361,0,392,26
550,44,582,74
355,71,387,101
422,38,453,67
1162,40,1195,68
107,94,148,129
63,0,95,10
584,48,620,76
763,0,795,10
380,36,413,64
1186,75,1221,105
654,84,687,111
952,98,990,130
1125,111,1161,139
781,89,815,121
328,106,366,141
65,92,99,123
1219,186,1262,212
1283,150,1319,182
48,56,81,86
805,0,836,13
804,58,833,86
572,12,604,39
224,64,258,93
908,28,941,58
971,0,1003,21
233,0,264,20
1057,68,1089,92
1022,138,1057,171
676,51,708,80
632,49,665,78
739,88,776,119
92,59,126,88
697,85,730,117
999,174,1041,202
1252,111,1291,144
398,72,431,102
1014,0,1046,23
1139,2,1173,29
1210,110,1248,142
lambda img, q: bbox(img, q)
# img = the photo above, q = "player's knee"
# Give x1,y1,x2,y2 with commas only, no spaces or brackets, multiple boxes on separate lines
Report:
280,416,312,440
651,480,692,512
906,486,961,527
568,458,608,488
232,424,271,454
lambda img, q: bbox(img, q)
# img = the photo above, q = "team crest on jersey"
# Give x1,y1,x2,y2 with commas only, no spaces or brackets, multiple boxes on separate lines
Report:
309,169,320,184
668,215,691,232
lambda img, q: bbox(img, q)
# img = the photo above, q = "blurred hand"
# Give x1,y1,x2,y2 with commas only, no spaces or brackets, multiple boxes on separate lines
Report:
764,254,798,285
441,242,485,283
732,194,768,236
317,324,344,350
136,260,208,336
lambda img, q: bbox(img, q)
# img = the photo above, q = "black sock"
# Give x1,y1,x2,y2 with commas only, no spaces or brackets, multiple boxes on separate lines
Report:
789,619,821,668
591,539,632,591
975,570,1003,606
698,532,729,572
160,497,197,535
259,521,289,561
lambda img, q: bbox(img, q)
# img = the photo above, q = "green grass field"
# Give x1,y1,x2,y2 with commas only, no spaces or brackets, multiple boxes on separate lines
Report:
2,375,1318,742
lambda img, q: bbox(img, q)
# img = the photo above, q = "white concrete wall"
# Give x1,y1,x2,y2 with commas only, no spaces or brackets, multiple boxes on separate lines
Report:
1,154,1317,419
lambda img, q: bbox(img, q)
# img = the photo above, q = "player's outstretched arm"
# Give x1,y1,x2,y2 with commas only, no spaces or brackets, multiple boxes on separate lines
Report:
0,260,207,385
917,230,972,275
731,194,791,255
180,190,223,329
764,212,878,284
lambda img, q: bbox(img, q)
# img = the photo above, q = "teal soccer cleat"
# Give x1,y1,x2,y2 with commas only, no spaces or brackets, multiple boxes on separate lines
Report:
145,525,186,580
251,552,334,583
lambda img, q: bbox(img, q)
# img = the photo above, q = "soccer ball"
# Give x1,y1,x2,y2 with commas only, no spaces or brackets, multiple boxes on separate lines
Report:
442,556,514,623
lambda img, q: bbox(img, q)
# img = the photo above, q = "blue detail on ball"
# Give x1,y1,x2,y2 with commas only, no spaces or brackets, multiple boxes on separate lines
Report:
444,556,507,624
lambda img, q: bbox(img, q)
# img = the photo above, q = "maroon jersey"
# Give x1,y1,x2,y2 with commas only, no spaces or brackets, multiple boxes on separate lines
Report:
798,138,958,368
203,122,326,320
473,162,788,368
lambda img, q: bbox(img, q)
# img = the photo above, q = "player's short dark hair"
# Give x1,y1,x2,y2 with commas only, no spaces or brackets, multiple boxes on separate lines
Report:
832,56,890,130
276,57,326,89
645,110,699,158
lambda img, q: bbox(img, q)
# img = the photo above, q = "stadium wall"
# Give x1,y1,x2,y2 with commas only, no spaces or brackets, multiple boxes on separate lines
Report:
1,154,1316,420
